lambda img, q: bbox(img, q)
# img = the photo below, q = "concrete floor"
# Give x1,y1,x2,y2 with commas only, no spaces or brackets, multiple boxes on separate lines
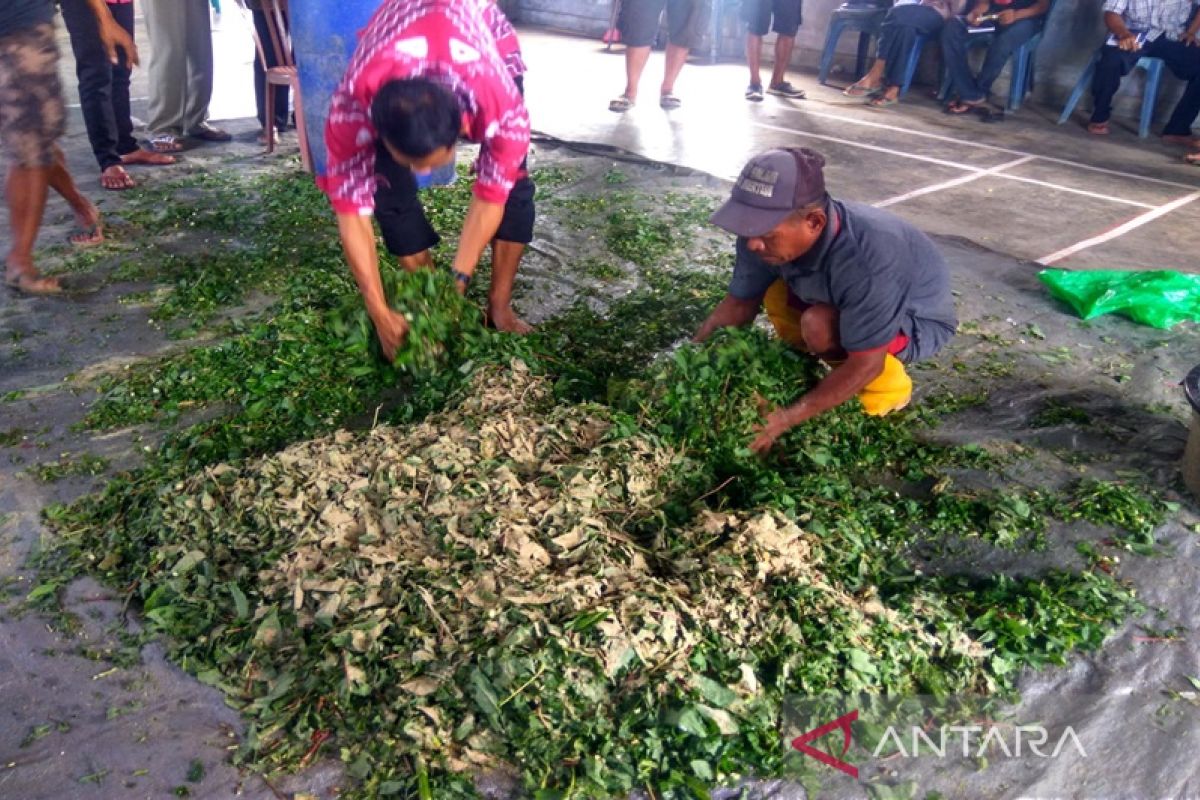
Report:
518,30,1200,273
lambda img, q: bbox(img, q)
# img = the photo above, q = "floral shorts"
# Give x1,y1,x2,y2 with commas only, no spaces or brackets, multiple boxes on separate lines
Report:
0,24,65,168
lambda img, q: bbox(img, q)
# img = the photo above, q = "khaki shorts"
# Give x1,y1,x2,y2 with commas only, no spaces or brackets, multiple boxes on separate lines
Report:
0,24,65,168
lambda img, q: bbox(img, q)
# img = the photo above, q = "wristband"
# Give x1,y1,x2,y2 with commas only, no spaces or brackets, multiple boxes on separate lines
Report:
453,269,472,287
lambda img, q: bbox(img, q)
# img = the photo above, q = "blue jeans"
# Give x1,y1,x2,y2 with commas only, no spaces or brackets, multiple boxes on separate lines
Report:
941,16,1043,103
876,5,944,88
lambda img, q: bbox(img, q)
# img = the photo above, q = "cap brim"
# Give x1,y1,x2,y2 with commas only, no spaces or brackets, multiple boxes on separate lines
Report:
709,198,791,239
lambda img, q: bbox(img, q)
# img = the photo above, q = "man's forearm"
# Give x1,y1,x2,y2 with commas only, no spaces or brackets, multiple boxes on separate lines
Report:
776,356,883,427
453,195,505,277
1104,11,1132,38
692,294,760,343
337,213,389,319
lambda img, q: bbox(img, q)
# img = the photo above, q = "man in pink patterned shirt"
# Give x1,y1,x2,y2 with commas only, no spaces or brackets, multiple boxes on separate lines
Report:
321,0,534,362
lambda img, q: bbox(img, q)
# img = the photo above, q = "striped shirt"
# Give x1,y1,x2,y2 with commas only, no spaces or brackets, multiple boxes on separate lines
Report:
1102,0,1198,42
319,0,529,215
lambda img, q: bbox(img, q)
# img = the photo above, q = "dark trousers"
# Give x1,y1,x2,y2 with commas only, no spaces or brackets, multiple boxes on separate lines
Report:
877,4,944,88
941,16,1043,102
252,8,290,130
59,0,138,170
1090,37,1200,136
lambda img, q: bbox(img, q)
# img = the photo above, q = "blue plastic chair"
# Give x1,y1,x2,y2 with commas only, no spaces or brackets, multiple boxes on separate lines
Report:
898,30,936,96
818,2,891,85
936,28,1046,110
1057,50,1165,138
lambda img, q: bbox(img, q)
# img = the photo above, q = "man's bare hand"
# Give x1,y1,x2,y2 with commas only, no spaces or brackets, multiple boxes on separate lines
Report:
750,408,794,455
371,308,410,362
966,9,984,25
1117,34,1141,52
100,18,138,67
1185,31,1200,47
996,10,1017,26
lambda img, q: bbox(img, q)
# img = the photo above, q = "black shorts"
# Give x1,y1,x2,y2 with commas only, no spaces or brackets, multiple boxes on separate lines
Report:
741,0,802,37
618,0,710,48
374,153,536,256
373,76,536,256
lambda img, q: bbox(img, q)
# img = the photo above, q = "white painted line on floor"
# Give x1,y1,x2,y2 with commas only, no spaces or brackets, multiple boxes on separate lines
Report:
775,105,1200,193
751,121,985,173
754,121,1169,210
1036,190,1200,265
876,155,1036,207
993,173,1157,209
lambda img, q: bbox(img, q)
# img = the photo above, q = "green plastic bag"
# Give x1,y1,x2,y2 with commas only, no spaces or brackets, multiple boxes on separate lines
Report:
1038,269,1200,329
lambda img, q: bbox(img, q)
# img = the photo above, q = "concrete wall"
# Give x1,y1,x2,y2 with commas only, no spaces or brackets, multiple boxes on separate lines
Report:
509,0,1188,123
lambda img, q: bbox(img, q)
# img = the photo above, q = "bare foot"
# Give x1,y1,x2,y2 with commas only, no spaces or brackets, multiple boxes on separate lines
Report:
1087,122,1110,135
487,305,533,334
101,165,136,190
1162,133,1200,147
1186,151,1200,165
5,263,61,295
121,148,176,166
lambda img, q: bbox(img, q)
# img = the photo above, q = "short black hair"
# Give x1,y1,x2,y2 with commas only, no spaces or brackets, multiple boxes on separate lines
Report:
370,78,460,158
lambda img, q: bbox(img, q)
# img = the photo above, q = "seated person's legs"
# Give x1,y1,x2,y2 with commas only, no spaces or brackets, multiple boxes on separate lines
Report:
941,15,985,105
870,5,945,105
1088,45,1137,134
975,17,1043,98
1142,37,1200,144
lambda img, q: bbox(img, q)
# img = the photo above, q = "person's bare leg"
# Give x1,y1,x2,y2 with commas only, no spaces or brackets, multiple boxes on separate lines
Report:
622,45,651,101
661,43,690,96
771,34,796,87
847,60,886,92
488,240,532,333
747,33,764,87
46,146,102,243
398,249,433,273
4,163,60,293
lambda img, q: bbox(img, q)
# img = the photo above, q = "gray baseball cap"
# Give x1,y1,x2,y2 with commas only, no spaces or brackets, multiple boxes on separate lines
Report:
710,148,828,238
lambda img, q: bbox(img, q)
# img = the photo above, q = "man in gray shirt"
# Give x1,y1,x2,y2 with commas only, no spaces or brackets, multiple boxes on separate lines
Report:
693,148,957,453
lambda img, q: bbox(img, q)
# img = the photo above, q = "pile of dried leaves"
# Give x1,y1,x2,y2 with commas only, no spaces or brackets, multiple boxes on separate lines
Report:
73,333,1139,798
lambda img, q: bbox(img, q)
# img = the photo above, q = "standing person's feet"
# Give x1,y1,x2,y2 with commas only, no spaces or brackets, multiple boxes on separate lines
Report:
187,122,232,141
1162,133,1200,147
100,164,136,190
121,149,176,166
1186,151,1200,165
4,260,61,295
659,92,682,109
257,126,280,145
745,83,764,101
768,81,806,99
609,94,635,112
1087,121,1109,135
487,304,533,334
68,202,104,246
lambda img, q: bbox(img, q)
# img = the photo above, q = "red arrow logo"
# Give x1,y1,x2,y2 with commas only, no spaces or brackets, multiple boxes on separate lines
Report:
791,710,859,778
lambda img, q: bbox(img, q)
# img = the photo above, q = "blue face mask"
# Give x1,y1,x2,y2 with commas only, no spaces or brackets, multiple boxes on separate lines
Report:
414,155,458,190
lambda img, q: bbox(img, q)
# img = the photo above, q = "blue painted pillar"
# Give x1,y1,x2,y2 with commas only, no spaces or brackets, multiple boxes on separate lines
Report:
289,0,381,176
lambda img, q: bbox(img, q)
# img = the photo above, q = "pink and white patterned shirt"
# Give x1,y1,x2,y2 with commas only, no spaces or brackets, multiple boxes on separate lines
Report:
319,0,530,215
